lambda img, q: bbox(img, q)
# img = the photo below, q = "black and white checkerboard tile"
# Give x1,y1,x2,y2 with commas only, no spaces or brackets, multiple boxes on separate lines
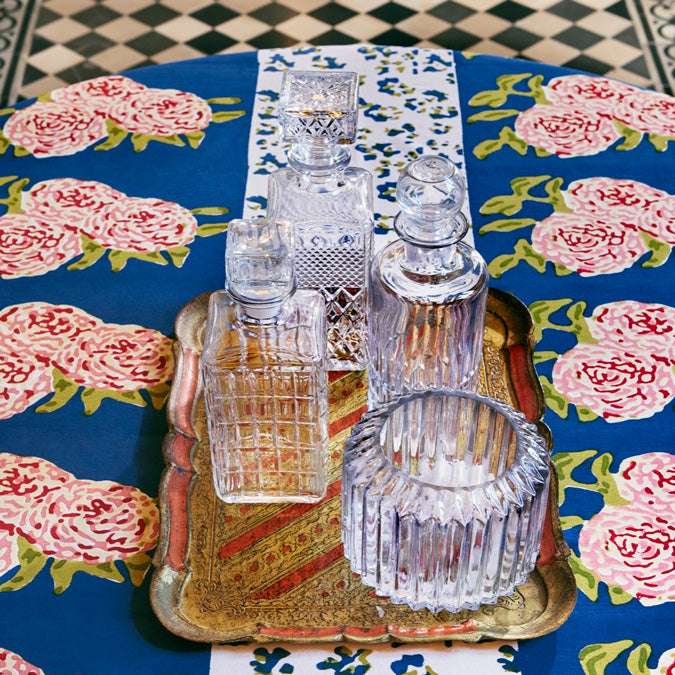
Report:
10,0,665,103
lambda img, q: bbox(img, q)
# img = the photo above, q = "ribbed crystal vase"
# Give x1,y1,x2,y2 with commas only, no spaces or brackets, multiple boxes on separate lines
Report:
341,390,551,613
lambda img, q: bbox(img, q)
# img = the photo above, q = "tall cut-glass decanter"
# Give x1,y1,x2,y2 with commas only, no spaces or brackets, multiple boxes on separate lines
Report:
201,218,329,503
267,70,373,371
368,155,489,406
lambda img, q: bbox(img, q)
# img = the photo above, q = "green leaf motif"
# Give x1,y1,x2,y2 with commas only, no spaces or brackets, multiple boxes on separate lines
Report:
480,175,552,216
576,406,600,422
552,449,599,505
166,246,190,268
626,643,652,675
50,559,125,594
184,130,205,149
0,132,10,155
206,97,242,105
473,126,528,159
146,382,171,410
554,262,574,276
608,584,634,606
108,249,168,272
539,374,569,419
528,74,549,103
0,536,48,592
613,120,643,151
529,297,573,342
67,234,108,271
545,176,572,213
211,110,246,124
467,109,520,123
196,222,229,236
13,145,29,157
0,177,29,213
94,120,129,151
81,388,148,415
35,368,80,414
647,133,675,152
569,552,599,602
559,515,585,530
580,641,634,675
590,452,629,505
533,350,559,364
639,231,672,268
478,218,536,234
488,238,546,278
131,133,185,152
191,206,230,215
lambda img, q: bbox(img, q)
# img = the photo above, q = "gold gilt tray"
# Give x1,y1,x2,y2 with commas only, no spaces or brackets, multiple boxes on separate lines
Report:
150,288,576,643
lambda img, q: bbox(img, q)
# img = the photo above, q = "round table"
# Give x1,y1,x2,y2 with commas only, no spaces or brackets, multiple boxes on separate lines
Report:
0,45,674,675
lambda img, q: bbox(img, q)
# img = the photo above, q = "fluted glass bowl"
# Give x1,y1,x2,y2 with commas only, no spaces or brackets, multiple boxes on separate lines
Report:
341,389,551,613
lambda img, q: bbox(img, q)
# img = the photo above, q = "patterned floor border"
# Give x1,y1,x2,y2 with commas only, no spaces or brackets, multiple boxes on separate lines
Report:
0,0,41,106
625,0,675,94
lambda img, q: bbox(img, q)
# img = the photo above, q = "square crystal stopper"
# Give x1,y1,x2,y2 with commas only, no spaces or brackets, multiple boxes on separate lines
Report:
278,70,359,144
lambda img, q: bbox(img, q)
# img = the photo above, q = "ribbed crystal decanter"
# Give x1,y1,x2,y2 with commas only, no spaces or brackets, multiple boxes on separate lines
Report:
267,70,373,371
368,155,489,406
201,218,329,503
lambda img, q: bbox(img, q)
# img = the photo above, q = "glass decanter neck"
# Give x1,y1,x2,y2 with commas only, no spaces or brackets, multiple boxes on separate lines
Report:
287,142,351,177
394,210,469,248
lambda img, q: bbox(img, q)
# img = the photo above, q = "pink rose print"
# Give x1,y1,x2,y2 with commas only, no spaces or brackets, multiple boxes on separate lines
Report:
0,529,19,576
616,453,675,512
0,648,46,675
0,453,74,530
589,300,675,356
0,350,53,420
653,648,675,675
3,102,107,157
108,88,212,136
57,322,174,391
531,212,648,276
81,197,198,252
562,177,667,220
638,195,675,245
0,302,101,356
578,505,675,605
613,90,675,137
22,178,124,230
49,75,147,114
514,104,620,157
545,74,639,111
20,479,159,563
0,213,83,279
553,343,675,421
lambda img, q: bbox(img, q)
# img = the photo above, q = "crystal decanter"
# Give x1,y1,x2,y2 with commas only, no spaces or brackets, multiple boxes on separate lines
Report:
201,218,329,503
267,70,373,371
368,155,489,406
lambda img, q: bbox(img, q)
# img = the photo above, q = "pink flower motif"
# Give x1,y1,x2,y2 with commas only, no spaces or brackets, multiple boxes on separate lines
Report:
81,197,197,252
108,88,212,136
49,75,147,114
531,212,648,276
638,195,675,245
562,177,667,220
0,648,46,675
20,479,159,563
56,322,174,391
545,74,639,111
616,453,675,512
3,102,107,157
589,300,675,357
613,90,675,137
652,648,675,675
0,350,53,420
578,504,675,605
0,213,83,279
553,343,675,421
514,104,620,157
0,529,18,576
0,302,101,356
0,453,74,530
22,178,125,231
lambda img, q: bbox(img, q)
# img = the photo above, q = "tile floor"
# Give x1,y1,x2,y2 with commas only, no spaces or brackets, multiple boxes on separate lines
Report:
15,0,655,104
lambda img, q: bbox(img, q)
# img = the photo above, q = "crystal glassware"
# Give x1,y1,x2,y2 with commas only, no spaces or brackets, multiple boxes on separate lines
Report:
201,218,329,503
341,389,551,613
368,155,489,406
267,70,373,371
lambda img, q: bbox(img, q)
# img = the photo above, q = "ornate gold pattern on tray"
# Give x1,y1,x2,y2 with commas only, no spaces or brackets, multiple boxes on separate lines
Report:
150,289,576,643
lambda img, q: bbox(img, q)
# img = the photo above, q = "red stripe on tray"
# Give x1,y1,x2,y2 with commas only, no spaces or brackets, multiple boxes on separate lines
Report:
329,405,367,437
218,480,342,560
247,543,345,600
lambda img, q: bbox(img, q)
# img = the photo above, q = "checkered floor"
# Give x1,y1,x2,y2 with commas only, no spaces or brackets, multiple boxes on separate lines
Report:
13,0,659,102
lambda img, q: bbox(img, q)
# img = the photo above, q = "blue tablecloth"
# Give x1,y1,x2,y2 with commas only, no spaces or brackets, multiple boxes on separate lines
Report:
0,45,673,675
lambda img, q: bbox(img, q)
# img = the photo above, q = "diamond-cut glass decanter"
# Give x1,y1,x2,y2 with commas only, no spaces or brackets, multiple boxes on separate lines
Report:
267,70,373,371
201,218,329,503
368,155,489,405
